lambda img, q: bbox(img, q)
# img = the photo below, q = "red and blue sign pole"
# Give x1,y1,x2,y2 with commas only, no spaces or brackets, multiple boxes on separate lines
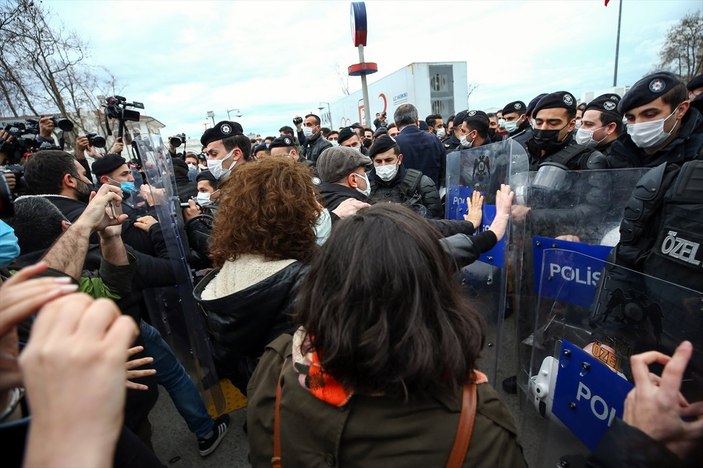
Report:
349,2,377,128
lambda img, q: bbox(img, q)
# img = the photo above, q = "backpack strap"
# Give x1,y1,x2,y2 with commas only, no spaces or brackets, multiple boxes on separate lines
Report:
272,357,288,468
400,169,423,199
446,381,478,468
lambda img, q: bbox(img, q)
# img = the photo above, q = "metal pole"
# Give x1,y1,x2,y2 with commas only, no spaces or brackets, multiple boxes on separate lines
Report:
613,0,623,86
358,45,372,127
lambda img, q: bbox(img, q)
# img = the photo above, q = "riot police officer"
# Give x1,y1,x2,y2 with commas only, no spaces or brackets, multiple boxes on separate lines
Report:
574,93,624,157
526,91,606,171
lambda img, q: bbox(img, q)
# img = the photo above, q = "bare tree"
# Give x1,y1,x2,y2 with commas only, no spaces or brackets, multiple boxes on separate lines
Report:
332,61,350,96
658,10,703,82
467,83,479,108
0,0,120,137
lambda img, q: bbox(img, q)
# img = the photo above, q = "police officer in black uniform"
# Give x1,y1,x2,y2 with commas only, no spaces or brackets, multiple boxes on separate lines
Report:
501,100,533,148
526,91,606,171
591,72,703,396
574,93,624,157
442,110,466,153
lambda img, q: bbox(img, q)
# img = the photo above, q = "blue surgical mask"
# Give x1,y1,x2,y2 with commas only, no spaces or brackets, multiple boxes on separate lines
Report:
504,120,518,133
0,220,20,266
120,181,137,193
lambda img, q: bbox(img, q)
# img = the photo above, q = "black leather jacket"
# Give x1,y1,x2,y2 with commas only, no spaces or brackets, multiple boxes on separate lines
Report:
193,261,306,392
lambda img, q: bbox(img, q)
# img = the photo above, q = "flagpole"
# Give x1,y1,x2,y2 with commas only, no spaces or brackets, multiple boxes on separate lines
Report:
613,0,623,86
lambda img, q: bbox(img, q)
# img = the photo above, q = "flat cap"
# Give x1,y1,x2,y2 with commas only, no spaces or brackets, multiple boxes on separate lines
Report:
533,91,577,116
350,122,363,130
92,153,127,177
338,127,356,145
367,135,398,158
200,120,244,146
619,72,681,113
316,146,371,183
585,93,622,117
501,101,526,115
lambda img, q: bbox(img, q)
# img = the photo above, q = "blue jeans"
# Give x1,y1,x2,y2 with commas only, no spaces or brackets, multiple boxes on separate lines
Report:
140,321,213,439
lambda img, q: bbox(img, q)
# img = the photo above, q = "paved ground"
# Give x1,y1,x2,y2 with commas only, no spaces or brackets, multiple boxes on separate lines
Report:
149,310,588,467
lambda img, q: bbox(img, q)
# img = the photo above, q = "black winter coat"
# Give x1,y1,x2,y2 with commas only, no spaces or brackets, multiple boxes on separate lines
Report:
193,261,305,392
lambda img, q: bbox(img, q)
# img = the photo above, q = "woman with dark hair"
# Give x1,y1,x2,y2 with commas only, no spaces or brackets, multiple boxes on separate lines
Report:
194,157,321,393
247,201,527,467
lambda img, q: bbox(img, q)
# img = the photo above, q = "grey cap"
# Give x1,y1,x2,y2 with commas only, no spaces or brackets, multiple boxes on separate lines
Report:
316,146,371,183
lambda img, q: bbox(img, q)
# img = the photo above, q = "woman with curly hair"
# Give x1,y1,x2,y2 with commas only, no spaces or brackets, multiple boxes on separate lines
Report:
194,157,321,393
246,203,526,468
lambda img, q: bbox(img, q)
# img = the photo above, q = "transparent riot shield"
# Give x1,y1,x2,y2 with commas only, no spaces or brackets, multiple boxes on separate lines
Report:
135,136,240,417
445,140,529,382
519,248,702,465
507,168,649,392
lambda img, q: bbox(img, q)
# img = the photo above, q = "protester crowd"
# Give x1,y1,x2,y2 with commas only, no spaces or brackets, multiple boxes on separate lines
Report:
0,70,701,467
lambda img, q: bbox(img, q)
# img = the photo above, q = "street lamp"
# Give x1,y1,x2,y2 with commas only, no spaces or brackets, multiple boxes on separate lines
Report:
227,108,242,120
206,111,215,126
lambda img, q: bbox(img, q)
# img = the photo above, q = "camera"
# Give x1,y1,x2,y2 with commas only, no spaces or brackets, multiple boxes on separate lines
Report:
4,121,38,139
85,133,106,148
104,95,143,123
0,164,26,218
50,117,74,132
170,133,186,148
293,116,303,125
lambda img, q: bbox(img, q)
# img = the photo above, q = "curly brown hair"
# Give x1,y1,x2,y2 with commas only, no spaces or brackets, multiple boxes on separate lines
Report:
209,157,321,266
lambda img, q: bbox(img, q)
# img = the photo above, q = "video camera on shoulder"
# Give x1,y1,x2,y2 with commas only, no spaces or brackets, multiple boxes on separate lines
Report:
104,95,143,123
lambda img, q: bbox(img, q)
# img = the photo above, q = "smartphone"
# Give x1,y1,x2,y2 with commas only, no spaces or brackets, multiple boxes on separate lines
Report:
108,201,123,219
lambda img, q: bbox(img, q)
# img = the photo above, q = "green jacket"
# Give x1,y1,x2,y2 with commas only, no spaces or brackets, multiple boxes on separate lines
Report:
247,334,527,468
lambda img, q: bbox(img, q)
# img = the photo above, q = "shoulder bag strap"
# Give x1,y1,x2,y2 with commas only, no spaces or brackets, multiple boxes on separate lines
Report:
272,357,288,468
446,382,478,468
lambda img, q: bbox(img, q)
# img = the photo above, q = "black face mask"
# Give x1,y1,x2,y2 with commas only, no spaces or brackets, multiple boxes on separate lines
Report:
363,139,373,149
531,124,571,155
74,179,95,204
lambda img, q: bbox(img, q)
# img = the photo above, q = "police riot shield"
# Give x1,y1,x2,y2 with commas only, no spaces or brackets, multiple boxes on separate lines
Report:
445,140,529,382
135,136,240,416
520,248,702,465
505,167,647,464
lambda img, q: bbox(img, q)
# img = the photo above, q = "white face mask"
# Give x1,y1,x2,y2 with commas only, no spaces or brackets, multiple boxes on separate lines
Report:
302,126,314,138
460,134,474,148
503,120,518,133
196,191,211,206
329,140,339,147
314,208,332,245
498,118,506,129
207,149,235,180
436,127,446,139
627,107,679,149
354,172,371,197
375,163,398,181
574,126,607,147
575,119,583,130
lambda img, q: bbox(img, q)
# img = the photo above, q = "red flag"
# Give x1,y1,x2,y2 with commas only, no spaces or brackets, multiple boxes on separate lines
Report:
605,0,610,5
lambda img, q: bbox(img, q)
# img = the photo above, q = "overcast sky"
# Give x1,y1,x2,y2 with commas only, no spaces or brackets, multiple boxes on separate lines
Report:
47,0,698,140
